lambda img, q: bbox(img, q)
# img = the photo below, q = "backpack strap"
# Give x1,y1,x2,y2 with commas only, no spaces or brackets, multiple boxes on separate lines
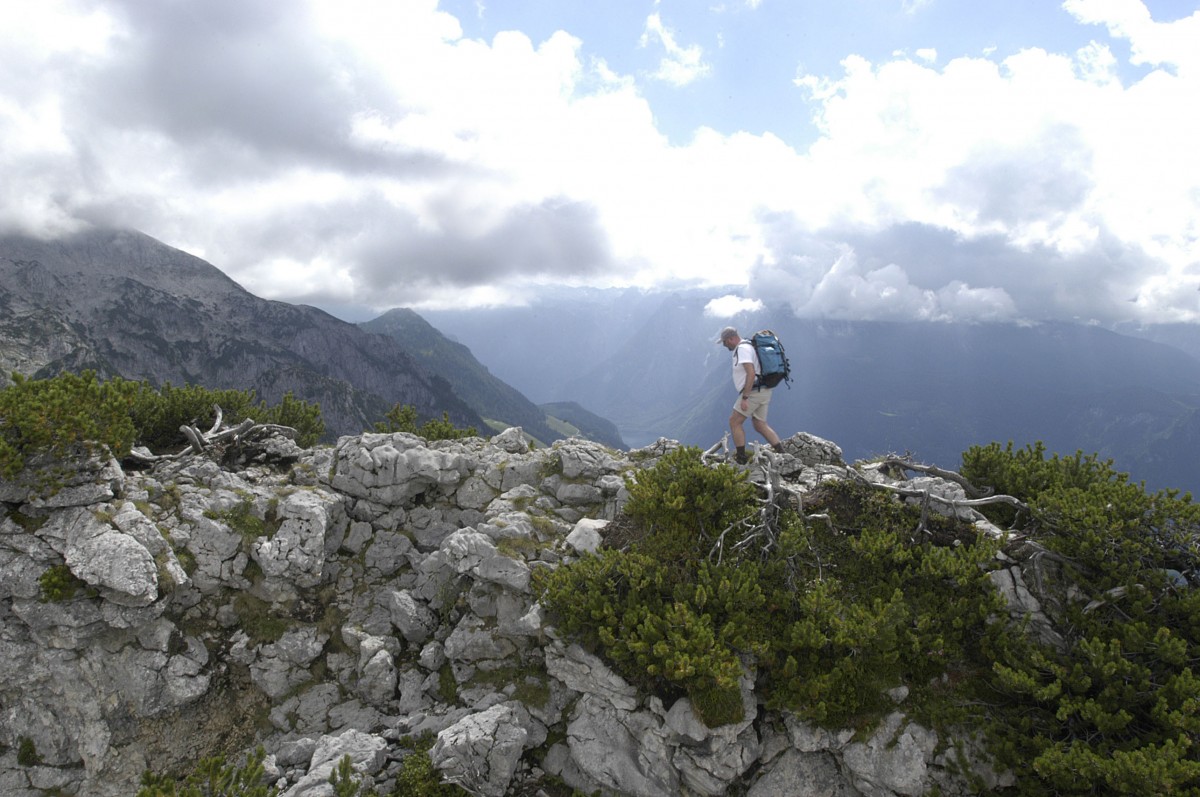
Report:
739,339,764,391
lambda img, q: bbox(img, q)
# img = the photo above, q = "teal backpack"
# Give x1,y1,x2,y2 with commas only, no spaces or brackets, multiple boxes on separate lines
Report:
749,330,792,389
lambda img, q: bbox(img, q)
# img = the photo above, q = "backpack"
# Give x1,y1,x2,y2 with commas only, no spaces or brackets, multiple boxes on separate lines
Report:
749,330,791,389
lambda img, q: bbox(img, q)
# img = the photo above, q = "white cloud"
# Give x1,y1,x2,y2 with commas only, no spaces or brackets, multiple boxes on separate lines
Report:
639,13,711,86
705,294,765,317
0,0,1196,325
1063,0,1200,75
757,246,1019,322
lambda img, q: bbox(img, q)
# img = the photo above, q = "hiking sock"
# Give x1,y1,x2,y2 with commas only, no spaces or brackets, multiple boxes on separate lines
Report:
735,447,748,464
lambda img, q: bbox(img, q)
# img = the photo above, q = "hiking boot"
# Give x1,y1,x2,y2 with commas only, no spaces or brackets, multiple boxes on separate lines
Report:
735,451,749,465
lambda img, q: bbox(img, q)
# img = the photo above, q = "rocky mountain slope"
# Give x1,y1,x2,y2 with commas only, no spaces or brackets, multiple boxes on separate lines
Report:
426,292,1200,494
3,423,1067,797
0,229,480,439
360,309,624,449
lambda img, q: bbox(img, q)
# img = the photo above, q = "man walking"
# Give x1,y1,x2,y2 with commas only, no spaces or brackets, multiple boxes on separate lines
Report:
718,326,785,464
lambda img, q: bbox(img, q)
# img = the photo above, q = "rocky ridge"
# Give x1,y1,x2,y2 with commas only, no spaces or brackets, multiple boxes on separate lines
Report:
0,428,1031,797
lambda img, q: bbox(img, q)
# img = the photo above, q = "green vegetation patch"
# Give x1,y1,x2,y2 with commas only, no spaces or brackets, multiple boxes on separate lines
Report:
0,370,138,481
39,563,89,602
537,446,1004,729
0,372,325,484
374,404,477,441
962,441,1200,795
232,594,291,645
205,496,281,544
137,746,276,797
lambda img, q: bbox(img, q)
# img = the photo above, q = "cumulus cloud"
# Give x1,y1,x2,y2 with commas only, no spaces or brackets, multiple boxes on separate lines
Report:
0,0,1196,325
705,294,765,318
639,12,711,86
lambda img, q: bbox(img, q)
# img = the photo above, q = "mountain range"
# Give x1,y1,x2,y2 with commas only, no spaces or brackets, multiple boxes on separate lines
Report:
424,295,1200,495
0,228,619,447
359,308,623,447
6,226,1200,494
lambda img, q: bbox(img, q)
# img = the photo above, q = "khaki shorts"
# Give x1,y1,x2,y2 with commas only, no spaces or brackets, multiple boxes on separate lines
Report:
733,389,772,421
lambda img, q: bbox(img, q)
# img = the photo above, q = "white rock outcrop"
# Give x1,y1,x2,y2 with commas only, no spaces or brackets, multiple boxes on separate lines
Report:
0,429,1022,797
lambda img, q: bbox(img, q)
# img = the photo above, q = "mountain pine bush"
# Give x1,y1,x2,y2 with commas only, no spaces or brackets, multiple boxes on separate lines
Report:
373,403,477,441
0,370,139,480
963,441,1200,795
0,372,326,479
130,381,325,450
537,447,1004,728
135,747,276,797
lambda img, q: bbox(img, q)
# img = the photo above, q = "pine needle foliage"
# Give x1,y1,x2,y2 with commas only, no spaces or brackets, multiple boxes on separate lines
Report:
136,747,277,797
373,404,477,441
537,447,1003,729
964,440,1200,795
0,372,325,479
0,370,139,480
130,382,324,450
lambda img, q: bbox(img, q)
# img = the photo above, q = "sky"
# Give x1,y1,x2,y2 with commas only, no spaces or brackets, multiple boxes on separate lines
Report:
1,0,1198,325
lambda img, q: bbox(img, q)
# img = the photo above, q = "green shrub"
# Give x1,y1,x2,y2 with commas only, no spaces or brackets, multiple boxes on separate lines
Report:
328,755,373,797
963,440,1200,794
136,746,276,797
0,371,139,480
131,382,324,451
0,374,325,480
39,563,87,602
17,736,41,767
758,480,1003,725
621,446,757,563
393,733,468,796
374,404,477,441
540,448,1003,729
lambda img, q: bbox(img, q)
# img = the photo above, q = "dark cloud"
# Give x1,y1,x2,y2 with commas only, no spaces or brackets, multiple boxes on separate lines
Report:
78,0,448,179
214,191,616,307
750,215,1159,323
354,195,614,291
936,124,1094,226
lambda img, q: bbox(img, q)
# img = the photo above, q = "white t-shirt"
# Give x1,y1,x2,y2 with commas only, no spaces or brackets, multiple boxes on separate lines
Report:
731,341,760,391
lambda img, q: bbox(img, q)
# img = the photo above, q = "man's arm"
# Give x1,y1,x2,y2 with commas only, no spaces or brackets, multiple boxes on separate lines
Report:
740,362,755,399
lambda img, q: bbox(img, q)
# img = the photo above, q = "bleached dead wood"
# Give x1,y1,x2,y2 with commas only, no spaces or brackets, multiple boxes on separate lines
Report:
867,456,994,498
701,433,729,464
855,457,1028,534
865,480,1028,512
709,445,802,563
126,405,296,464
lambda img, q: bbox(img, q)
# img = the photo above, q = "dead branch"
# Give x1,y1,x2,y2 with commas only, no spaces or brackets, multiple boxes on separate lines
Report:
124,405,298,464
866,481,1028,512
709,445,793,564
867,456,994,498
702,433,729,464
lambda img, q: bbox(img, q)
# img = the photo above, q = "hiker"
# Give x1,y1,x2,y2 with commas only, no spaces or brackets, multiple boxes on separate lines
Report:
718,326,785,464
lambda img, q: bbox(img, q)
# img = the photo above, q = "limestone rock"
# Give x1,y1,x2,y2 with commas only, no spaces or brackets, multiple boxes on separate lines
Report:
430,702,532,797
252,489,346,590
748,749,857,797
281,729,387,797
545,642,638,711
0,427,1037,797
250,628,329,700
328,433,470,508
842,712,938,797
565,695,678,797
564,517,606,554
61,507,158,607
386,589,437,644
